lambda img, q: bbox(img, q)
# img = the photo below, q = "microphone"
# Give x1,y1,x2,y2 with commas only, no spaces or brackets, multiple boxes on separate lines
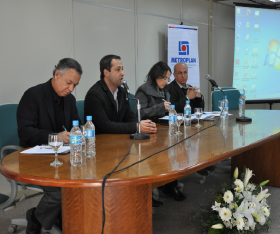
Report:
205,74,221,91
121,80,130,94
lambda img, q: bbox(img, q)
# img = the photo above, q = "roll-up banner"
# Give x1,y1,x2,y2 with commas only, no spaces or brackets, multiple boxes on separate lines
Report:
168,24,200,87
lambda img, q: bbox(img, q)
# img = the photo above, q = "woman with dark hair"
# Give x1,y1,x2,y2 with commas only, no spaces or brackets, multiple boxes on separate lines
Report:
135,61,172,122
135,61,186,206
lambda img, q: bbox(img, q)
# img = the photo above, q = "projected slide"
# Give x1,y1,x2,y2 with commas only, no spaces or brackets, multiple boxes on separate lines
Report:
233,7,280,101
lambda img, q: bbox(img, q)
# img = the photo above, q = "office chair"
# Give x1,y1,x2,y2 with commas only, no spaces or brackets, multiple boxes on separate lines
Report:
76,99,85,124
0,103,61,234
212,87,241,111
128,93,136,113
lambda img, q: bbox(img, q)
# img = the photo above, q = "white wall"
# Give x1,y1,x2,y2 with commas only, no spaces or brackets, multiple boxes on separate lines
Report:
1,0,277,110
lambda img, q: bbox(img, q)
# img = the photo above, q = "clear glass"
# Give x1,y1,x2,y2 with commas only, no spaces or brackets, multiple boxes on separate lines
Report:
48,133,63,166
194,108,203,128
176,113,183,135
218,100,225,118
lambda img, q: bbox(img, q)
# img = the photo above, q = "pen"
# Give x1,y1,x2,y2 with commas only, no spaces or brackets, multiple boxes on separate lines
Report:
63,125,67,131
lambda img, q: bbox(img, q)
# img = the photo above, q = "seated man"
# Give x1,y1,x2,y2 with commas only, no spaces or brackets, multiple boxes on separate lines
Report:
17,58,82,234
84,54,157,135
168,62,214,175
168,62,204,113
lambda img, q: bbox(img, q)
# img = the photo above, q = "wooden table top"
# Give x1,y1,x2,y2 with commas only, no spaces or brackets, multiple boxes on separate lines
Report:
1,110,280,188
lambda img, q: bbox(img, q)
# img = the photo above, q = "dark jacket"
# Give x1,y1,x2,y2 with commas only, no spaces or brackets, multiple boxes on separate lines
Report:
135,78,170,122
167,79,204,114
84,79,137,134
17,79,80,147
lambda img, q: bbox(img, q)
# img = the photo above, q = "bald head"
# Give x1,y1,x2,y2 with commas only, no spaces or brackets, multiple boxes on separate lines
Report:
174,62,188,74
173,62,188,87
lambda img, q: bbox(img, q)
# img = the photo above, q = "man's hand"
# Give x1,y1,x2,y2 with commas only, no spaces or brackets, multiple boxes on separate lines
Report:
59,131,70,144
137,120,157,134
164,102,171,111
187,86,201,99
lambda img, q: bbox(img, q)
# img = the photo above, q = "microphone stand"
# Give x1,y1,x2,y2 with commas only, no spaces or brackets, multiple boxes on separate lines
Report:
128,97,150,140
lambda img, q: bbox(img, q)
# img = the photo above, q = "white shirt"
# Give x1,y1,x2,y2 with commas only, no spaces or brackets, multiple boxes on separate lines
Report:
110,88,119,112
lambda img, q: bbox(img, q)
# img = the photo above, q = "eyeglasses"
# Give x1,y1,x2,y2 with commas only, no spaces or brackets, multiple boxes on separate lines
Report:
161,76,171,82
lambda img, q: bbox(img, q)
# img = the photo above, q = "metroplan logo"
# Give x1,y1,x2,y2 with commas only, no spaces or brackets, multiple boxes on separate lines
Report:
179,41,189,55
264,39,280,70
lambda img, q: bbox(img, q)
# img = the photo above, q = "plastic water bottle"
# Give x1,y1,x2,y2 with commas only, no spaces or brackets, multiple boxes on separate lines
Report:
85,116,96,157
169,105,177,136
239,94,245,117
184,100,191,128
223,95,229,119
70,120,82,166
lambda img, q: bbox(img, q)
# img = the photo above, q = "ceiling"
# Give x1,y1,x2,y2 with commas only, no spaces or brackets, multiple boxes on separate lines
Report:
216,0,280,9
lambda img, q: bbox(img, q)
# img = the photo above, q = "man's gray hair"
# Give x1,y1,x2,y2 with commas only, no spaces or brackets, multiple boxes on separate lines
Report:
53,58,83,76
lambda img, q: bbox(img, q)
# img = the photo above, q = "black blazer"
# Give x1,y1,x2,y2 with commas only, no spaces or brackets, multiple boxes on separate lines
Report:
17,79,80,147
167,79,204,114
84,79,137,134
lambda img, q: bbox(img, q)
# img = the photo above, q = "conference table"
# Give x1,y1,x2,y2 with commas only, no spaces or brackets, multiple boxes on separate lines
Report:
1,110,280,233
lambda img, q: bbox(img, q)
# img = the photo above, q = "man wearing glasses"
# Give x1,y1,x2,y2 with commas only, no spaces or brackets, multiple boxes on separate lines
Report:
168,62,204,113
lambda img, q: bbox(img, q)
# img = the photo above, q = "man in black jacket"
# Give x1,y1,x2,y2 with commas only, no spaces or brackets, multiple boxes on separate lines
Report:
84,54,157,135
168,62,204,113
17,58,82,234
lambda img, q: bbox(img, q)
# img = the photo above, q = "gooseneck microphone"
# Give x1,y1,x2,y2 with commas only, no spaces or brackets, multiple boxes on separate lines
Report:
121,80,130,94
205,74,222,91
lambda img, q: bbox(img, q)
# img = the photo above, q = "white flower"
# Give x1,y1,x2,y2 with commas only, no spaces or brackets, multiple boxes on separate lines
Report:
250,221,256,230
241,190,253,202
244,168,254,188
223,190,234,204
223,221,232,229
236,201,255,227
211,224,223,229
211,201,221,211
244,221,250,230
235,192,243,199
261,207,270,217
234,179,244,192
219,207,232,221
233,212,243,220
248,202,256,208
256,188,270,202
236,218,245,230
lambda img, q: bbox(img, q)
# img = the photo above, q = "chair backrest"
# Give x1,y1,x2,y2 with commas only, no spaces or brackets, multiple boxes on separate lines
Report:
129,94,136,114
76,100,84,124
0,104,20,153
211,87,241,111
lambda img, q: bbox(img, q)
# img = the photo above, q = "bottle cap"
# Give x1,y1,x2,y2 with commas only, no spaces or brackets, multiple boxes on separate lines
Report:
73,120,79,126
241,94,244,96
86,116,92,121
171,105,175,108
224,95,227,99
186,100,190,104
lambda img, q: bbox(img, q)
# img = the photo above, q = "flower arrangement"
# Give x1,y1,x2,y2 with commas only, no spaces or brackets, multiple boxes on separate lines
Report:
203,167,271,234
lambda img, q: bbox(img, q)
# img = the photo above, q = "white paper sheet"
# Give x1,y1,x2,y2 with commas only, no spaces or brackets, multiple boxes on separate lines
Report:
20,145,70,154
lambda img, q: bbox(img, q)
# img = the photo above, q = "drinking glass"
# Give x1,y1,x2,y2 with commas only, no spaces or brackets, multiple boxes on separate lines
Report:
194,108,203,128
48,133,63,166
176,113,183,135
218,100,225,118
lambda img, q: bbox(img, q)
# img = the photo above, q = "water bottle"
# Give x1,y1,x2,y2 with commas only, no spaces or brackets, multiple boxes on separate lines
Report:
169,105,177,136
184,100,191,128
70,120,82,166
239,94,245,117
85,116,96,157
223,95,229,119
